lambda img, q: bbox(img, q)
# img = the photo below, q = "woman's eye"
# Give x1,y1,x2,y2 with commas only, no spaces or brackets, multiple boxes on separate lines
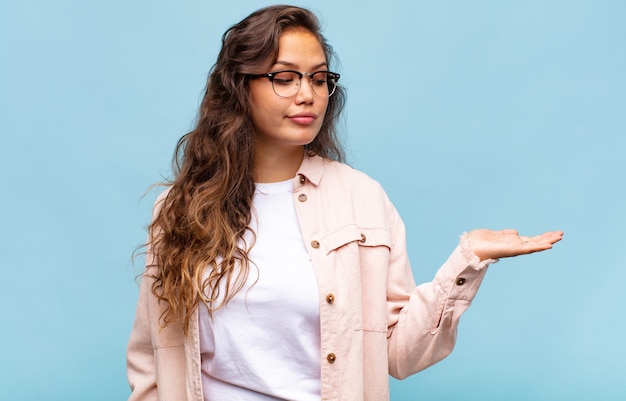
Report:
273,73,296,85
274,78,293,85
312,73,328,86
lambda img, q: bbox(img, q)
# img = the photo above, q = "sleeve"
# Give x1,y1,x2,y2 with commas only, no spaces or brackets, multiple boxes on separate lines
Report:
126,190,170,400
386,208,497,379
126,272,158,401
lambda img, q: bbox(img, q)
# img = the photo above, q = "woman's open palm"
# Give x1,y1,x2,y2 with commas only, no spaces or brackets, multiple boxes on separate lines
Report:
468,229,564,261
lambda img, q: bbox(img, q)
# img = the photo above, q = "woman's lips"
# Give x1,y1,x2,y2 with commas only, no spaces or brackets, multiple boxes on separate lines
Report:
288,112,317,125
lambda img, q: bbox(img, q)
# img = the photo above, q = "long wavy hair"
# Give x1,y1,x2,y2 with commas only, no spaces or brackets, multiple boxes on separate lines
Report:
147,5,346,334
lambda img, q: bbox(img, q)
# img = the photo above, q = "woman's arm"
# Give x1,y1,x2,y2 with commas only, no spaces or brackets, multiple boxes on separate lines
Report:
127,272,158,401
385,204,562,378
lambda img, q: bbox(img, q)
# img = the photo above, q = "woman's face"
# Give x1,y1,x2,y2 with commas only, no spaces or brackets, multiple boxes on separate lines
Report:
248,28,329,154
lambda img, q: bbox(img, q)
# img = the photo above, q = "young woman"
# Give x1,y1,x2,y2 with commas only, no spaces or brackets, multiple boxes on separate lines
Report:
126,5,563,401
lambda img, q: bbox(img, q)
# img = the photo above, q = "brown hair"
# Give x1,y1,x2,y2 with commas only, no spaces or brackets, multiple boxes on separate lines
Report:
147,5,346,333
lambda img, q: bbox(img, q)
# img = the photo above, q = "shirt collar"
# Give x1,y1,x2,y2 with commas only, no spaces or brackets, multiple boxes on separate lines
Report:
296,153,325,186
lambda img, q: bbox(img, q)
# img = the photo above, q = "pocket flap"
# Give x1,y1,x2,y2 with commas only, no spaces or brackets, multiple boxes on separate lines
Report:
321,225,392,253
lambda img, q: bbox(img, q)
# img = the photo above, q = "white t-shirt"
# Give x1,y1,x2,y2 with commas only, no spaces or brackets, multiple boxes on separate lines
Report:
198,179,321,401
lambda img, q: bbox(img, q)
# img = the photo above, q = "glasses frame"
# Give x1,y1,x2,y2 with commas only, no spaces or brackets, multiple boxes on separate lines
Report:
247,70,341,98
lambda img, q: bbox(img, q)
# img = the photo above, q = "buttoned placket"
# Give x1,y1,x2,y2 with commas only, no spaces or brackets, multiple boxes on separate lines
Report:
292,172,339,399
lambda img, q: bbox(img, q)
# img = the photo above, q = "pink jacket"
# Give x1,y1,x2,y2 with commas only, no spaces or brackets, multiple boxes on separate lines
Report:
127,154,493,401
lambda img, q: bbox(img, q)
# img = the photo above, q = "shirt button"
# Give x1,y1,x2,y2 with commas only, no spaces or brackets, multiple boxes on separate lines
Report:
456,278,466,286
311,240,320,249
299,175,306,184
359,233,367,243
326,294,335,304
298,193,308,202
326,353,336,363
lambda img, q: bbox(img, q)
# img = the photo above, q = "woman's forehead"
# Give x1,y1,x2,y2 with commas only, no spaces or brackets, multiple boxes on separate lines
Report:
273,28,326,69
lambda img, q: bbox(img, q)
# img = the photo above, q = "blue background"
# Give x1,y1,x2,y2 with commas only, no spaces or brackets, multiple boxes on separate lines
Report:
1,0,624,400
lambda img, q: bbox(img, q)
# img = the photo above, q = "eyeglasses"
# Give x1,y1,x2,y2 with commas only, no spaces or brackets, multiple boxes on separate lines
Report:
247,70,340,98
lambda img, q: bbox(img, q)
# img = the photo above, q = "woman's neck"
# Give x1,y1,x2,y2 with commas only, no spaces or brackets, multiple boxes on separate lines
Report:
253,145,305,183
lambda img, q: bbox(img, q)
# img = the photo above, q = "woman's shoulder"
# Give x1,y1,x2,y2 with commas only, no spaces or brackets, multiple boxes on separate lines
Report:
317,156,385,192
147,184,173,216
310,156,400,226
299,155,392,209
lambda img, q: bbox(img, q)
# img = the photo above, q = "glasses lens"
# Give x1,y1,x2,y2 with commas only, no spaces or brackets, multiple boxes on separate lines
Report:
271,71,300,97
270,71,338,97
310,72,337,97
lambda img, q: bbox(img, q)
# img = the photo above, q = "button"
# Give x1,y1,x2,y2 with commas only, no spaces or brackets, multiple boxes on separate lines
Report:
326,353,336,363
456,278,466,286
311,240,320,249
326,294,335,304
298,194,308,202
359,233,366,243
299,175,306,184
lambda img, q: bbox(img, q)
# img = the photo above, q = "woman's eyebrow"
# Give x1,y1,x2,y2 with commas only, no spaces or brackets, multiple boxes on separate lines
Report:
274,60,329,70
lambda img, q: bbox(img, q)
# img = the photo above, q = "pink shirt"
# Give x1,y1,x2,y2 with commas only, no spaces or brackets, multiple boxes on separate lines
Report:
126,154,495,401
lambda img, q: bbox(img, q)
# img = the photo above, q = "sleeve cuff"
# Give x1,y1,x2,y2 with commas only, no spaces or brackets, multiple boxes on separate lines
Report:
459,232,499,271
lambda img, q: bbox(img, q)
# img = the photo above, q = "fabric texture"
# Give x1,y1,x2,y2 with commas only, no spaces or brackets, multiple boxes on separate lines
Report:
126,154,496,401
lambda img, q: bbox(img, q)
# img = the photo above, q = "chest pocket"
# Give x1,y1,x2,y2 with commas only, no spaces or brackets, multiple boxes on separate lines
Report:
321,224,393,253
321,225,393,333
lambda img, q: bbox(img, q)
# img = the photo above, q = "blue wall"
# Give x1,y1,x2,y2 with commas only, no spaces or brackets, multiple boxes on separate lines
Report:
1,1,624,399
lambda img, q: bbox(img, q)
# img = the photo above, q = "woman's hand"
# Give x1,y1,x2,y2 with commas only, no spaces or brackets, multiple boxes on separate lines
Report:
468,229,564,261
